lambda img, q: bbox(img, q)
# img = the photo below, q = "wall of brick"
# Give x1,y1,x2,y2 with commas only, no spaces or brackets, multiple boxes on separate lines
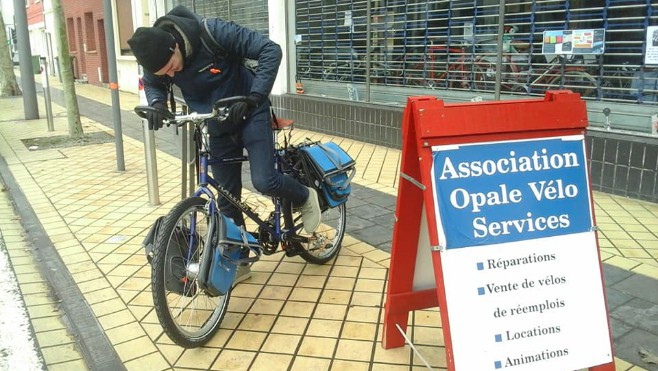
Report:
63,0,106,85
26,1,44,25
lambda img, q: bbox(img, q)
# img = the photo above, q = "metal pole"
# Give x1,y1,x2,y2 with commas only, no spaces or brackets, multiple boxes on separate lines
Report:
177,104,195,200
180,120,188,200
186,121,195,197
13,0,39,119
365,0,372,102
143,123,160,205
138,77,160,206
40,57,54,131
494,0,506,101
103,0,126,171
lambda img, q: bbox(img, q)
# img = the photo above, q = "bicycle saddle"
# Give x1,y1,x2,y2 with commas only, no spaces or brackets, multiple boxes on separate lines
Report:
272,117,294,130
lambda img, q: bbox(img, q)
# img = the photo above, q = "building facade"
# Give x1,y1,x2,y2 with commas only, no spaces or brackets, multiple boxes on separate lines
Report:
111,1,658,129
8,0,653,201
59,0,106,84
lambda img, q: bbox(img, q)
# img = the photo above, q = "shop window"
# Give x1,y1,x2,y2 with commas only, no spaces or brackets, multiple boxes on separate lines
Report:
293,0,656,108
67,17,76,52
117,0,135,55
84,12,96,52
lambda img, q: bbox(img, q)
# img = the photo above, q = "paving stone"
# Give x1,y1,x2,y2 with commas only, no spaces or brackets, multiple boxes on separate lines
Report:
345,216,376,233
345,195,369,208
602,262,634,286
609,317,634,341
612,328,658,371
349,224,394,247
370,212,396,227
610,298,658,334
349,204,393,221
349,185,382,200
611,273,658,305
360,193,397,209
605,287,634,311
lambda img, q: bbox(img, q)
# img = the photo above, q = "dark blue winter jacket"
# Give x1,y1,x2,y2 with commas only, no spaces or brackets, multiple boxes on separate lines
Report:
142,6,281,134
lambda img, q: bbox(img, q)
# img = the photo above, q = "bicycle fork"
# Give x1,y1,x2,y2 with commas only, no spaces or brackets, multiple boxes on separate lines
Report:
192,200,220,292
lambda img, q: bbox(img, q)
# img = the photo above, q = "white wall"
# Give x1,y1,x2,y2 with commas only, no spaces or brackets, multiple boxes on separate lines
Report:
116,0,166,94
0,0,14,26
268,0,288,95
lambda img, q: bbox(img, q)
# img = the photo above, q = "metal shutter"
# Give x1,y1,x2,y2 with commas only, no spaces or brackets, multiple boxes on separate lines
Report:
170,0,269,36
294,0,657,105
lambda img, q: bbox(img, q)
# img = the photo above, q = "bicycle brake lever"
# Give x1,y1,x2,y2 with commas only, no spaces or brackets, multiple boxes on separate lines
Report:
217,107,230,122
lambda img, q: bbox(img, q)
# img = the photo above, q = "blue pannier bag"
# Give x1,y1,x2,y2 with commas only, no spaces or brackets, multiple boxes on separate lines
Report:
207,214,261,296
300,142,356,208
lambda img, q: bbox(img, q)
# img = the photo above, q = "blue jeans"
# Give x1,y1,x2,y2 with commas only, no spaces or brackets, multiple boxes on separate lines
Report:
209,105,309,227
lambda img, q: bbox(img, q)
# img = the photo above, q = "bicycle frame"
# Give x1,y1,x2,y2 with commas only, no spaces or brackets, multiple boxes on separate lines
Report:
184,119,310,288
498,55,593,93
191,121,305,246
407,43,488,89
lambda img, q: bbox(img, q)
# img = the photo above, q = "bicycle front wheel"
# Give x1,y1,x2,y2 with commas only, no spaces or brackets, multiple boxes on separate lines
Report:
151,196,230,348
288,202,347,265
551,71,598,98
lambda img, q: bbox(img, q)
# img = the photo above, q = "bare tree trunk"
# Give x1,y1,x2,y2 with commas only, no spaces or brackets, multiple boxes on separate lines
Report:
0,9,21,97
52,0,84,138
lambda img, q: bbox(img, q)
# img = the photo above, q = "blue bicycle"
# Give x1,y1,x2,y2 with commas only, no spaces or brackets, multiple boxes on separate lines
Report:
135,96,353,348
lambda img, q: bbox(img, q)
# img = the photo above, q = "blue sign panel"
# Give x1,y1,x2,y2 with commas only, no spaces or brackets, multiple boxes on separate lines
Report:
431,136,592,249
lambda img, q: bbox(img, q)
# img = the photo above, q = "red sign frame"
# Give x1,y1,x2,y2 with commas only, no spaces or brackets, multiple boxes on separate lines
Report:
381,91,615,371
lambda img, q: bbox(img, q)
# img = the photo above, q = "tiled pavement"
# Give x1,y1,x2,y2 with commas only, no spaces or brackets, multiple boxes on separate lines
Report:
0,79,656,370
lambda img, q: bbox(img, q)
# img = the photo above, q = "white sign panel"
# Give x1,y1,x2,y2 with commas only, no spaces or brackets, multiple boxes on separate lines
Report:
430,136,612,370
542,29,605,55
645,26,658,65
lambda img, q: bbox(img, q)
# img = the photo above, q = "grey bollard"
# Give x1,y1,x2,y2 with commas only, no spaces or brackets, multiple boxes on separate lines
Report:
40,57,54,131
139,77,160,206
602,108,611,131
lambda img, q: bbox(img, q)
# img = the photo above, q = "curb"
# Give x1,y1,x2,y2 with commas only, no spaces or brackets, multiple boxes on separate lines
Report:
0,154,126,371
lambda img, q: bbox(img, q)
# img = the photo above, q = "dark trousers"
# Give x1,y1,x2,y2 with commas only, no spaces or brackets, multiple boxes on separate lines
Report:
209,106,309,227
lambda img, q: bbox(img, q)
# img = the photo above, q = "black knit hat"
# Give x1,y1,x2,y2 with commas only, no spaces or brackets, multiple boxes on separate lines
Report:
127,27,176,74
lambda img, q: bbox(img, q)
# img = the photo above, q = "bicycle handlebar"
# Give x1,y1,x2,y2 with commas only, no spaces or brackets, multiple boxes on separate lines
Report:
133,105,175,120
133,95,250,126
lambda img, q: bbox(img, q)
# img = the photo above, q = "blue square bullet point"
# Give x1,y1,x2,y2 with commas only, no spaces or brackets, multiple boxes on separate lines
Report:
476,262,484,270
495,334,502,342
477,287,485,295
495,361,502,369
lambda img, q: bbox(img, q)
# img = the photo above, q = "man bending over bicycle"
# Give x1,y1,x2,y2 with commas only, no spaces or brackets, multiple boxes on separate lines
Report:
128,5,321,284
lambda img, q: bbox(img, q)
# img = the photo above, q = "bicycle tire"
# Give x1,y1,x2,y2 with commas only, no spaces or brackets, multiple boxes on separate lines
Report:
286,202,347,265
550,70,598,98
472,65,492,91
151,196,230,348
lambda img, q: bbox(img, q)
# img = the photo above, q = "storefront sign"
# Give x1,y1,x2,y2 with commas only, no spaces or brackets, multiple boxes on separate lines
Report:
431,136,612,370
542,29,605,55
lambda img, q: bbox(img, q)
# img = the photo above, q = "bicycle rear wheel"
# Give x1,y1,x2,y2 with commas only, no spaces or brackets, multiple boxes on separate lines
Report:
151,196,229,348
287,203,346,265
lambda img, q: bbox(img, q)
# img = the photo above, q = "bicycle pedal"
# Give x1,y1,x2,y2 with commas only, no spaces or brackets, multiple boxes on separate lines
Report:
284,244,303,257
310,241,333,252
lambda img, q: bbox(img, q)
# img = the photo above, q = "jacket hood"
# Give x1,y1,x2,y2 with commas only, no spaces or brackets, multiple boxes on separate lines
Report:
154,5,202,61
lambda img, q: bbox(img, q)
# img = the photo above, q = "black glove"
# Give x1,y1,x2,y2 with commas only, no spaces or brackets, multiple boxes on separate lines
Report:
146,102,169,131
228,93,264,125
